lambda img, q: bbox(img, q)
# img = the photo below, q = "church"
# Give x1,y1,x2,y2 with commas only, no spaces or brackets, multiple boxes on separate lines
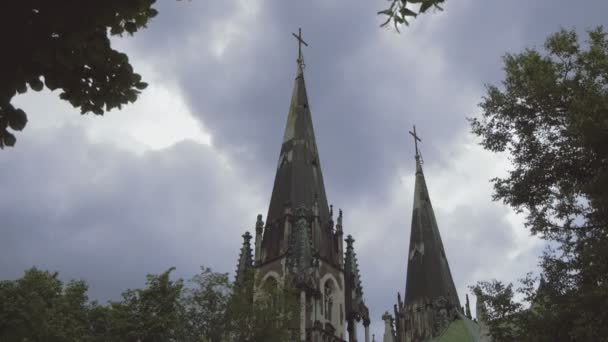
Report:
231,30,491,342
231,29,370,342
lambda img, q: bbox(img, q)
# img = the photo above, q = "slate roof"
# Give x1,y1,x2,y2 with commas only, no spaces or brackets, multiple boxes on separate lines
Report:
437,316,480,342
404,155,461,309
235,232,254,286
261,61,335,263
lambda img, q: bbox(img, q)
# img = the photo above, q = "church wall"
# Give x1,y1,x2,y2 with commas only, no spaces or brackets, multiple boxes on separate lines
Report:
319,262,345,340
255,257,286,287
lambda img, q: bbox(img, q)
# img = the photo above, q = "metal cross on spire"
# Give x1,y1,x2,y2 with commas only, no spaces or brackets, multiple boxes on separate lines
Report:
409,125,422,158
291,28,308,64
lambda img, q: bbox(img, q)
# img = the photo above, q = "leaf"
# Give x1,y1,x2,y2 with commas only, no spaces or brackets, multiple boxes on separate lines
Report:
126,91,138,103
16,81,27,94
92,106,104,115
1,130,16,147
7,108,27,131
400,7,418,17
28,77,44,91
135,82,148,90
420,0,434,13
124,22,137,34
44,75,59,91
377,9,393,16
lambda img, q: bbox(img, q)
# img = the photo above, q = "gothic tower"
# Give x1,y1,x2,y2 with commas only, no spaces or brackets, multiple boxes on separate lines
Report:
234,30,369,342
384,127,482,342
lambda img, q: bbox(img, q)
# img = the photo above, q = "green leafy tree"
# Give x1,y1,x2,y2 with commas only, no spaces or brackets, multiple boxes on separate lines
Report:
472,281,521,341
377,0,446,31
182,267,232,342
1,265,303,341
226,271,300,342
469,27,608,341
0,267,92,341
107,267,188,342
0,1,183,148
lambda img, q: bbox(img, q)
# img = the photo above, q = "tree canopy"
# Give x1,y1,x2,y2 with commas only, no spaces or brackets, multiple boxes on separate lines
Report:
0,1,175,148
470,27,608,341
0,266,297,342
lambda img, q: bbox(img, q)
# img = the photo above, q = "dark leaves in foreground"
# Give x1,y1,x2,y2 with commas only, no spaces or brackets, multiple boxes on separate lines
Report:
0,1,167,148
377,0,446,31
0,266,297,341
469,27,608,341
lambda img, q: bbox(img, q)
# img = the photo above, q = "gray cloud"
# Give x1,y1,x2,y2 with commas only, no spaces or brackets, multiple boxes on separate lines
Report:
3,0,607,338
1,126,263,300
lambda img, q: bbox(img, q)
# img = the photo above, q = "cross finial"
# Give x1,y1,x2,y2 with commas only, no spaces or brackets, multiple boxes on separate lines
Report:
409,125,422,158
291,28,308,64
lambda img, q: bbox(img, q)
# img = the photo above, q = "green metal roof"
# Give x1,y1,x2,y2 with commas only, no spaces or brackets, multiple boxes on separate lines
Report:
436,318,480,342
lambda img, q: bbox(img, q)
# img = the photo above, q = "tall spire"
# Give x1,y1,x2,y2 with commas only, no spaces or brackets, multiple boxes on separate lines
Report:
404,125,460,310
262,29,332,261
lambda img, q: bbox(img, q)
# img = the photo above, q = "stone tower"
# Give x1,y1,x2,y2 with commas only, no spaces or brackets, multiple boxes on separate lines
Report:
234,30,369,342
384,127,483,342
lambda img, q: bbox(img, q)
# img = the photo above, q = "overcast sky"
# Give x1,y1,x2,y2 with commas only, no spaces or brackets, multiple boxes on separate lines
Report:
2,0,606,338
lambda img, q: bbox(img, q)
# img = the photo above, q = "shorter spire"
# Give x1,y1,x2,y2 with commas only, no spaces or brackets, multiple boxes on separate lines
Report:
345,235,364,298
235,231,254,287
402,124,461,339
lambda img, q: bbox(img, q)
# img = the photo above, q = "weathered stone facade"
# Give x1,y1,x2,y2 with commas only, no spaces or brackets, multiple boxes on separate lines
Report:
233,47,369,342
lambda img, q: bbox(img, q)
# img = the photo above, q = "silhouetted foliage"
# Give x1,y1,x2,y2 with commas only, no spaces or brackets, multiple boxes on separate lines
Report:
0,268,91,341
377,0,445,31
182,267,232,342
470,27,608,341
0,266,297,341
226,269,299,342
0,1,183,148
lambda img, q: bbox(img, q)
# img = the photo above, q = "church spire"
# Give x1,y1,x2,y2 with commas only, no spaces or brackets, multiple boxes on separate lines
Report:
262,29,332,262
404,125,461,311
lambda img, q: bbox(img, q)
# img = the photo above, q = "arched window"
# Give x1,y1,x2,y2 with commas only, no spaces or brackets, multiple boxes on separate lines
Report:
324,281,334,321
262,276,279,307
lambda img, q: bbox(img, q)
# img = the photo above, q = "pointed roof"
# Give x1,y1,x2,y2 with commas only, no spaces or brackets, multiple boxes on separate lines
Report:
235,232,254,286
261,53,332,261
345,234,370,324
266,62,330,224
404,152,461,310
345,235,364,299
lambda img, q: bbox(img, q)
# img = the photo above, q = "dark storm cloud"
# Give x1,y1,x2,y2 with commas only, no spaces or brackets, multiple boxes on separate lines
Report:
124,0,608,203
2,0,607,338
0,126,262,301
